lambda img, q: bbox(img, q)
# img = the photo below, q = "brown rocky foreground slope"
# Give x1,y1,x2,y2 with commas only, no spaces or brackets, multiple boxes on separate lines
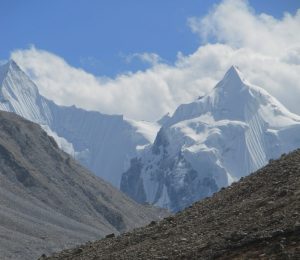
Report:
0,111,166,260
46,149,300,259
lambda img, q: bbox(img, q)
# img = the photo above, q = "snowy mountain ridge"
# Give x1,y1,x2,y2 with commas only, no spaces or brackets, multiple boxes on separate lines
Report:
0,60,158,187
121,66,300,212
2,60,300,211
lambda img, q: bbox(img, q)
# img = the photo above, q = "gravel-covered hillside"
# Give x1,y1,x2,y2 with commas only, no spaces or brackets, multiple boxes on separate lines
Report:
0,111,166,260
46,149,300,259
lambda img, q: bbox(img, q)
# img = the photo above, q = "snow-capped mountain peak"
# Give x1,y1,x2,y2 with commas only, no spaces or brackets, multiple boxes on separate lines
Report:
7,59,21,71
0,59,51,125
121,66,300,212
1,59,30,85
0,60,159,188
219,65,246,86
0,60,17,85
168,65,300,126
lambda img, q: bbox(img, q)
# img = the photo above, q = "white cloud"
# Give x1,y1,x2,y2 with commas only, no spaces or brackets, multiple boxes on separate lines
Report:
188,0,300,55
11,47,211,121
125,52,163,66
11,0,300,121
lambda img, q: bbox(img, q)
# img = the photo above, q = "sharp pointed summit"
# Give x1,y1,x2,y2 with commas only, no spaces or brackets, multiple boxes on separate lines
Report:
0,60,13,85
120,67,300,212
215,65,248,93
224,65,242,79
0,59,47,124
8,59,18,68
0,60,21,80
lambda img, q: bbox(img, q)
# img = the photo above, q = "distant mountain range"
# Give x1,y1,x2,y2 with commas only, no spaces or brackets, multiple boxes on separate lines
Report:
0,110,166,260
1,61,300,213
0,60,159,188
121,66,300,212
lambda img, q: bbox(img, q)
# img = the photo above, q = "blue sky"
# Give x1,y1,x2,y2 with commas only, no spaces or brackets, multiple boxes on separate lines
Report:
1,0,299,76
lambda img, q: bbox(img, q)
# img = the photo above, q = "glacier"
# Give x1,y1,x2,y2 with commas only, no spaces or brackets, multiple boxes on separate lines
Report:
121,66,300,212
0,60,159,188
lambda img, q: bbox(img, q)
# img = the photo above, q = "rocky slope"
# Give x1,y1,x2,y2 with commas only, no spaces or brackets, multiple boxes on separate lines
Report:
121,66,300,212
0,111,166,260
46,148,300,259
0,60,159,188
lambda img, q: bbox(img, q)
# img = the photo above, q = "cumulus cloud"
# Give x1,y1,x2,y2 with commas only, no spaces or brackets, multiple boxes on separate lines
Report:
188,0,300,55
11,0,300,121
11,47,212,121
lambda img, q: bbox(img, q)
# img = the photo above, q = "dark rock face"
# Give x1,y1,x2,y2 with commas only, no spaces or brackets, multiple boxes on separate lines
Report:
121,133,219,212
0,111,167,260
152,127,169,155
46,149,300,259
120,158,147,204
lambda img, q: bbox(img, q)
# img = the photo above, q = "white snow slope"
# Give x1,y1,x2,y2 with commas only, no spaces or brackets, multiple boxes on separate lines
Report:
0,60,159,187
121,66,300,212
